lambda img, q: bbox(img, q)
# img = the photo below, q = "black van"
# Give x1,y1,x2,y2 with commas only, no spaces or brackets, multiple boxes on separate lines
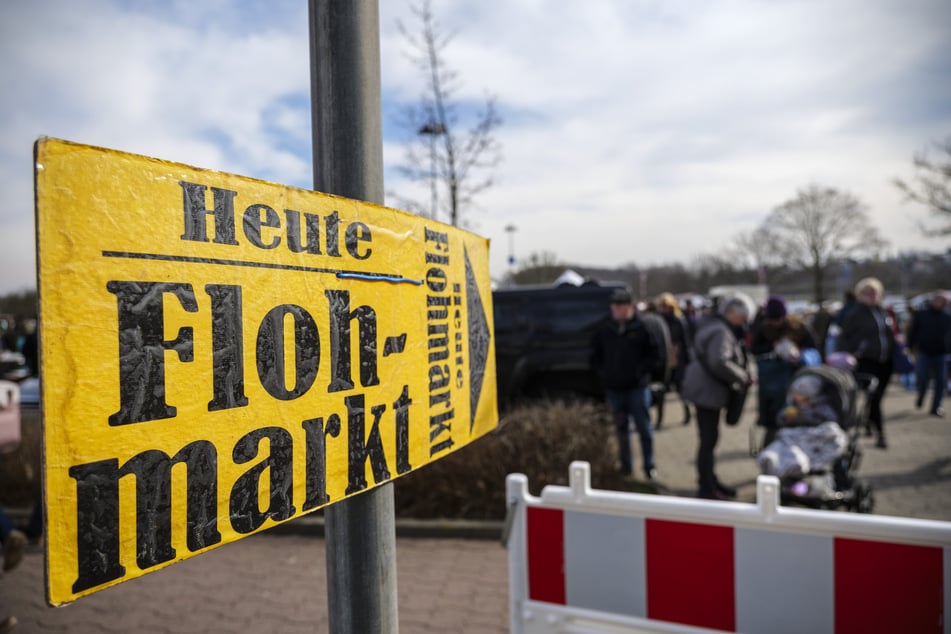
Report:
492,282,623,404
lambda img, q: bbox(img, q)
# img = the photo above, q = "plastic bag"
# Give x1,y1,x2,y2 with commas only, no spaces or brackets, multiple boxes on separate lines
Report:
0,380,21,453
800,348,822,367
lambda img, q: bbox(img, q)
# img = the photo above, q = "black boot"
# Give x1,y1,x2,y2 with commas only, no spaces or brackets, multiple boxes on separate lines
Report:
682,402,692,425
873,419,887,448
715,480,737,499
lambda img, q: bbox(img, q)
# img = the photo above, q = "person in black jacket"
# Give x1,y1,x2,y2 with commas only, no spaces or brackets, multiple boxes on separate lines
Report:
908,291,951,417
591,288,660,480
838,278,896,448
655,292,691,428
750,296,817,446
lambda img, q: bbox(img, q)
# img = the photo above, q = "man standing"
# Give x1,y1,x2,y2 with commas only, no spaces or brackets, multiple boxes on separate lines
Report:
591,288,660,481
908,291,951,418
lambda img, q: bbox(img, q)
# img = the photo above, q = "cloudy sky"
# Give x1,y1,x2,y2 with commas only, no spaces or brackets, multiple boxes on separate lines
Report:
1,0,949,295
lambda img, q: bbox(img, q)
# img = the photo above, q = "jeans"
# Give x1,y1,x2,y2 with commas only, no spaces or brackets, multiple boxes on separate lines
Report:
695,405,721,497
0,505,12,542
856,358,893,435
916,353,948,412
25,497,42,539
756,357,794,431
606,386,654,475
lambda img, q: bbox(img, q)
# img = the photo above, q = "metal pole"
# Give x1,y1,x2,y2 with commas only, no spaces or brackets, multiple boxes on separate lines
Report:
505,224,517,268
428,133,437,219
309,2,399,633
418,123,444,221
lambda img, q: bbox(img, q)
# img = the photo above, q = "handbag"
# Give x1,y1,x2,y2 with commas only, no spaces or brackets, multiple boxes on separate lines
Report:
0,380,21,453
893,343,914,375
724,385,748,426
693,336,748,426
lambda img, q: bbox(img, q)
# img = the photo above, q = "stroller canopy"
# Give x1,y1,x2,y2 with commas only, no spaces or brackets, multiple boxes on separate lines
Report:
788,366,858,429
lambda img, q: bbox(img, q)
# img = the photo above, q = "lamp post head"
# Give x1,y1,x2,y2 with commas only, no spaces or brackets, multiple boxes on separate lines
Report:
418,122,446,136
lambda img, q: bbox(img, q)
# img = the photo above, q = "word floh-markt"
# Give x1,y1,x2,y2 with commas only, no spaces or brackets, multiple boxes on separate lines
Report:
67,181,459,594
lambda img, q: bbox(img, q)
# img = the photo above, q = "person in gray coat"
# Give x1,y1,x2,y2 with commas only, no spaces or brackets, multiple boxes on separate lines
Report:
682,297,752,500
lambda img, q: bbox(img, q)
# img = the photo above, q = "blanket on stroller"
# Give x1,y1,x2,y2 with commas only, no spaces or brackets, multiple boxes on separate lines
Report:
757,421,848,478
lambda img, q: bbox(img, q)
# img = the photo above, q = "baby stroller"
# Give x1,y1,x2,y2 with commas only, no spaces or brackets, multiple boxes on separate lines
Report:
755,363,877,513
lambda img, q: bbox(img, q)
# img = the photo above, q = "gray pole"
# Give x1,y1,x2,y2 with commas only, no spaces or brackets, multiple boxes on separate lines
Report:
309,2,399,633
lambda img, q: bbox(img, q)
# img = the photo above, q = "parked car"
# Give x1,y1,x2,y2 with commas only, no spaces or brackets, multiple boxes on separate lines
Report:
493,281,622,405
0,350,28,382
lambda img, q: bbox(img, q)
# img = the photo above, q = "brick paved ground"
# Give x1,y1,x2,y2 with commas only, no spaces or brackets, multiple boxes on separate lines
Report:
0,535,510,633
1,381,948,632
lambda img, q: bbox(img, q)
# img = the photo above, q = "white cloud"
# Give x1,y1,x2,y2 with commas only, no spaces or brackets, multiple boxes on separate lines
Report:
0,0,949,294
380,0,951,279
0,0,312,293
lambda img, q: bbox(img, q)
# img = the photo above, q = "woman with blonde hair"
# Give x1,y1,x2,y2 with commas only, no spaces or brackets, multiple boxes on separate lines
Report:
657,292,682,318
839,277,895,448
655,292,692,428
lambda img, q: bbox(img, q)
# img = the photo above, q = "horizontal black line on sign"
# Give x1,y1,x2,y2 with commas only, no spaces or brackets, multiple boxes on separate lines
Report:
101,251,423,285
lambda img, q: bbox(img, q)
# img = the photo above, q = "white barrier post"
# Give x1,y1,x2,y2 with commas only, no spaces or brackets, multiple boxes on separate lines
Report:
506,473,529,634
507,462,951,634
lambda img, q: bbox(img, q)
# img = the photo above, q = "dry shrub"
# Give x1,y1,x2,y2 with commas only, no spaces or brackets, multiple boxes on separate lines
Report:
394,398,633,520
0,401,638,520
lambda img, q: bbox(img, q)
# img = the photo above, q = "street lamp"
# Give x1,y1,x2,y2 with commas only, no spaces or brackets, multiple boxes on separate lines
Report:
505,224,517,268
418,122,446,220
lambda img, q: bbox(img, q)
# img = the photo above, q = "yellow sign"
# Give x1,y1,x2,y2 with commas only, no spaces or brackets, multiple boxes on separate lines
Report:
35,138,497,605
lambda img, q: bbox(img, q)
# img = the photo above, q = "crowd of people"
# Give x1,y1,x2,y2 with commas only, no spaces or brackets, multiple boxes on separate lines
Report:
0,321,41,632
590,280,951,500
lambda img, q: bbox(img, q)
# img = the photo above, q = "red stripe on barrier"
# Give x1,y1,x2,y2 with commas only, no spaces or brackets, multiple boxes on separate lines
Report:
834,538,943,634
526,506,566,605
646,519,736,632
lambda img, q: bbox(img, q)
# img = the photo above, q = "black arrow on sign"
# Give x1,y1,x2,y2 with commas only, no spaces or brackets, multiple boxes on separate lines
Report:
464,247,490,432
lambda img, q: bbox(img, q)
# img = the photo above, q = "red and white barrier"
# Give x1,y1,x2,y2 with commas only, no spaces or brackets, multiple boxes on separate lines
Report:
506,462,951,634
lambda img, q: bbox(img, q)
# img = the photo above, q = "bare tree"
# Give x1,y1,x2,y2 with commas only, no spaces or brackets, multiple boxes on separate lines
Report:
729,225,779,284
894,136,951,236
0,289,37,318
511,251,562,285
764,184,886,303
392,0,502,227
523,251,560,269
